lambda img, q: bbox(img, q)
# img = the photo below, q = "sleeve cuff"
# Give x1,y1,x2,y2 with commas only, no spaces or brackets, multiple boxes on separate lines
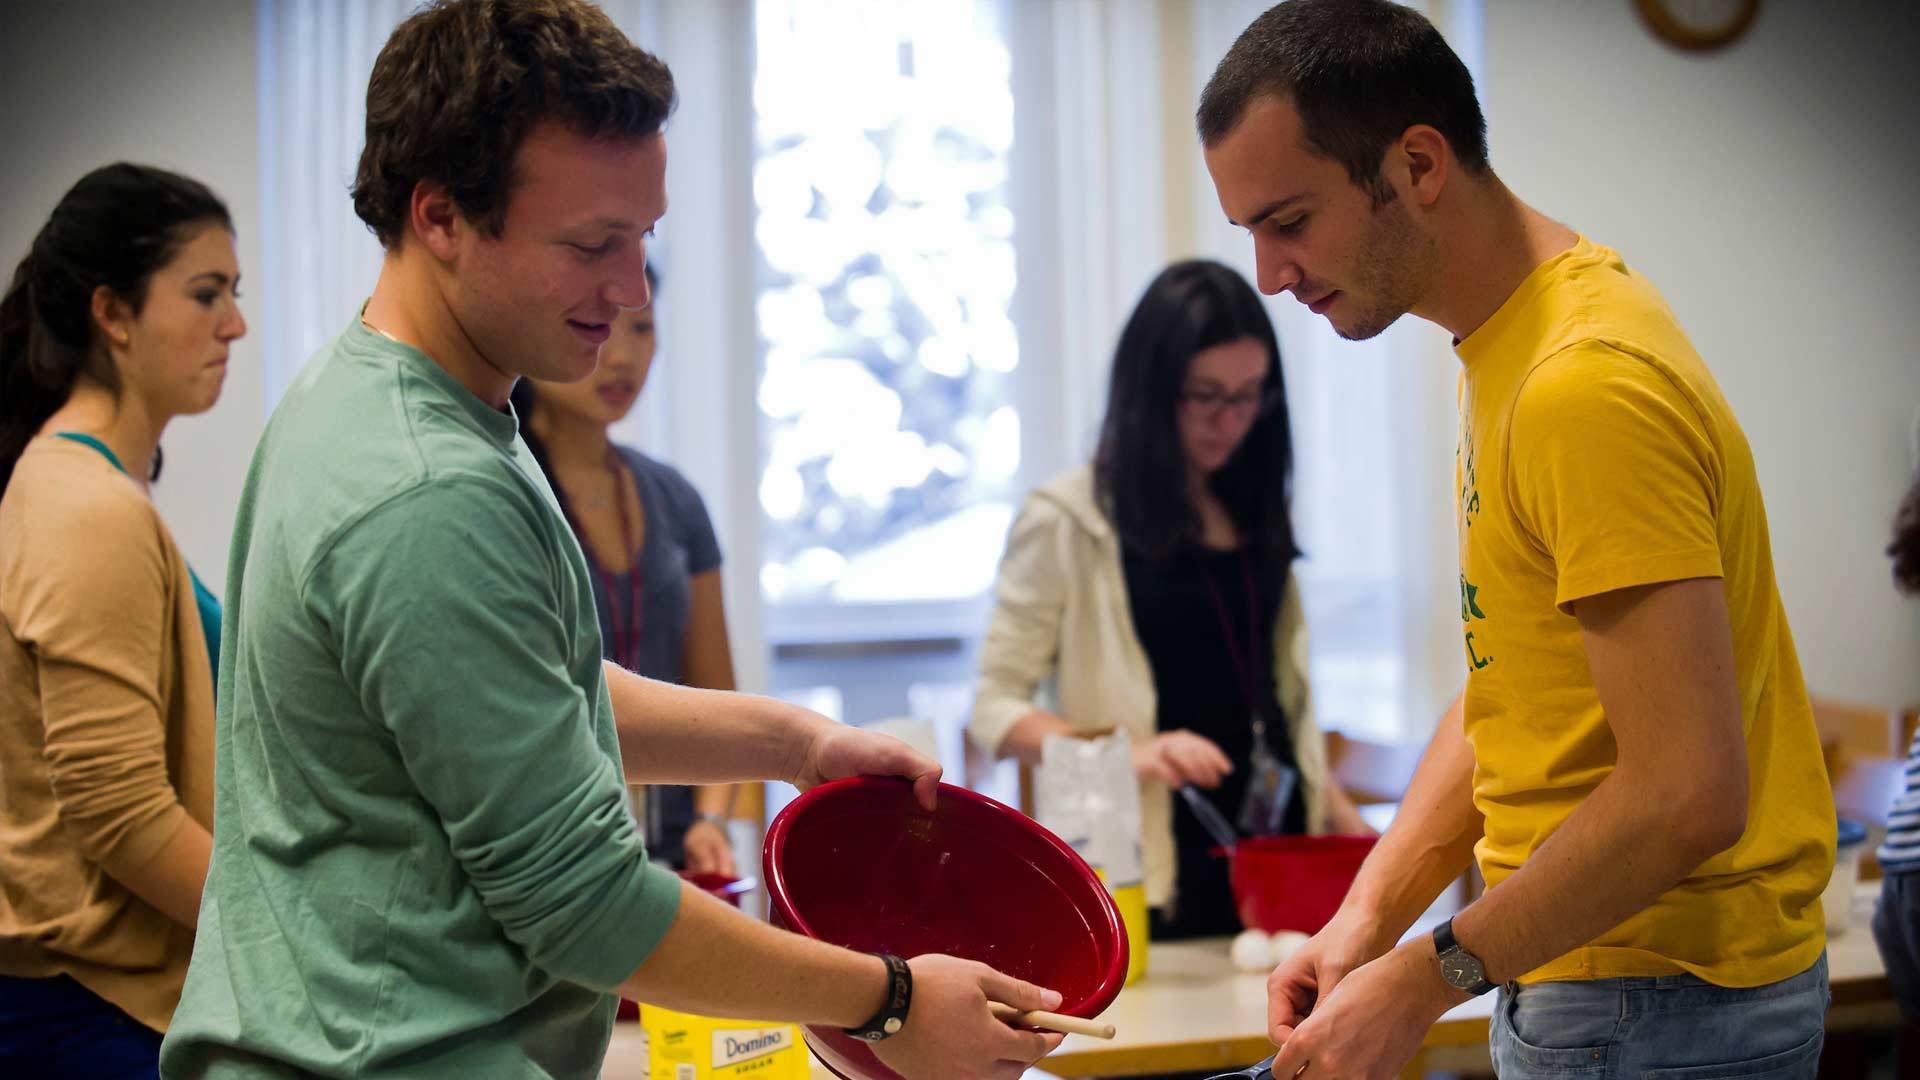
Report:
1554,548,1724,614
968,695,1029,757
96,802,190,881
550,857,686,992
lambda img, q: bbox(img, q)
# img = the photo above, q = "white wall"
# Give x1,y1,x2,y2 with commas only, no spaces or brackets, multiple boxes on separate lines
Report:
1481,1,1920,707
0,0,264,590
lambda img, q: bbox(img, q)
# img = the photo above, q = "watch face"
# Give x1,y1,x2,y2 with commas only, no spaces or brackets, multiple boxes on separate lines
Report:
1440,951,1485,990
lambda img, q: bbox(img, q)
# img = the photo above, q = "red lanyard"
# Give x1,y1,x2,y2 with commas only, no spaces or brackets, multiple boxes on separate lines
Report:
561,447,644,668
1199,546,1264,723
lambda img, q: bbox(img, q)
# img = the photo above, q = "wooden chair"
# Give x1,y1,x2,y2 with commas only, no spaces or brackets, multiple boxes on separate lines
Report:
1323,730,1425,805
1814,698,1920,880
1321,730,1493,905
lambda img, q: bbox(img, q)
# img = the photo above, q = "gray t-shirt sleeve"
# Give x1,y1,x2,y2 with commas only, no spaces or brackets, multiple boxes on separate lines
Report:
632,452,722,577
307,477,681,989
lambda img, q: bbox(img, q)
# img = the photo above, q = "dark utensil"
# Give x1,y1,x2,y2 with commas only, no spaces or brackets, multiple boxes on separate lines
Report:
1179,783,1241,853
1204,1052,1277,1080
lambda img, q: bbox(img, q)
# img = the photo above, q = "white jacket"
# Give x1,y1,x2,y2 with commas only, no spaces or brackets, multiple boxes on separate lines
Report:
969,465,1331,908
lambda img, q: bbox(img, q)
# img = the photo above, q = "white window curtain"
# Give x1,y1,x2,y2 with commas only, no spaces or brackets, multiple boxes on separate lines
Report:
1006,0,1171,482
612,0,769,694
255,0,408,407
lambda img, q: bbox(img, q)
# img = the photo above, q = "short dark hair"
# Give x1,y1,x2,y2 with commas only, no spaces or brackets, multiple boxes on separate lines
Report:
352,0,677,249
1,163,232,494
1197,0,1489,201
1093,260,1299,568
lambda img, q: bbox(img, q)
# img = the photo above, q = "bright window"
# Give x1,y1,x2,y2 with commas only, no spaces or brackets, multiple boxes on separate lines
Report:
752,0,1018,620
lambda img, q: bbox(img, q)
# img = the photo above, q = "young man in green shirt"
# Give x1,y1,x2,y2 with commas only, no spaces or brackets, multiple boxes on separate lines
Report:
159,3,1062,1078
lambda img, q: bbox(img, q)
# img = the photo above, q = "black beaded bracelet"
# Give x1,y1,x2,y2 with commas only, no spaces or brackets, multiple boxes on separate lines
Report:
844,953,913,1042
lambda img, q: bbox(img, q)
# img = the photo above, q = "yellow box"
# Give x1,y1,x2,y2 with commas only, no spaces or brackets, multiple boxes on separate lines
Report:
638,1005,811,1080
1096,869,1150,985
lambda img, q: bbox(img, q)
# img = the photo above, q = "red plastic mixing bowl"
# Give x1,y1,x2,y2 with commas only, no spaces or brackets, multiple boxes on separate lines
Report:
1227,835,1377,934
763,777,1129,1080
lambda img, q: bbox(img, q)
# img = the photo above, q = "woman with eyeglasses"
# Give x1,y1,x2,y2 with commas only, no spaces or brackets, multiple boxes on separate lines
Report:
970,259,1370,940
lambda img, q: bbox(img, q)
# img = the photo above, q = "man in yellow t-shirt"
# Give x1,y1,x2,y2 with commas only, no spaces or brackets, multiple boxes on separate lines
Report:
1196,2,1834,1078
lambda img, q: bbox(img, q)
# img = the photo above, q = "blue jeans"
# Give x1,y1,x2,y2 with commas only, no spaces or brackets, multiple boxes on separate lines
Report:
1490,955,1828,1079
0,974,161,1079
1872,870,1920,1020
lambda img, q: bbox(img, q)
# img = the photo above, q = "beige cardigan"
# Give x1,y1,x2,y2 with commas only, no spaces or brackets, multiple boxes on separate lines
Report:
0,436,215,1032
970,465,1330,908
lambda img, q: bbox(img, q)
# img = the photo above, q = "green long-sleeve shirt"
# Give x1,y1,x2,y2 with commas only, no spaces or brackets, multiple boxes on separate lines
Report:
161,320,682,1078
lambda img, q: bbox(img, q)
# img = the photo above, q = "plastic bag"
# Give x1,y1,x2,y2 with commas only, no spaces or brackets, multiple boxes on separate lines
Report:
1035,731,1149,984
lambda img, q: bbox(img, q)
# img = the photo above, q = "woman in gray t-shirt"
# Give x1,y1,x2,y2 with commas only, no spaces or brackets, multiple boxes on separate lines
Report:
510,268,743,874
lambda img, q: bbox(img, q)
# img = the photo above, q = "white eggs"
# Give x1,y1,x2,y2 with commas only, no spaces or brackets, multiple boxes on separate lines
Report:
1269,930,1311,963
1230,928,1274,971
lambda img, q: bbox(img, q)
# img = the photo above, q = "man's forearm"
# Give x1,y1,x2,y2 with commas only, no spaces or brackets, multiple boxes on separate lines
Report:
1341,695,1482,938
1450,762,1736,984
606,661,823,786
619,881,888,1026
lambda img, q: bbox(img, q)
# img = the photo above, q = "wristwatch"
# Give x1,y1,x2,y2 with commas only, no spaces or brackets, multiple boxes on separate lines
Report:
1432,918,1496,996
845,953,913,1042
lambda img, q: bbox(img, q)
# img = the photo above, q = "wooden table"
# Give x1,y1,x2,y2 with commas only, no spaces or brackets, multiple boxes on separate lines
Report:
602,883,1894,1080
1037,881,1895,1079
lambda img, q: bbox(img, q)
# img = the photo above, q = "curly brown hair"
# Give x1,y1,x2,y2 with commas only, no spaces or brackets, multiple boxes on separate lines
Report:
1893,469,1920,595
351,0,676,250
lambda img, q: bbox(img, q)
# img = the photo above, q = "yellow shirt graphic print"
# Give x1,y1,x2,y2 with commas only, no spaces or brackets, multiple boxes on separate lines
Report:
1457,416,1492,673
1452,237,1832,988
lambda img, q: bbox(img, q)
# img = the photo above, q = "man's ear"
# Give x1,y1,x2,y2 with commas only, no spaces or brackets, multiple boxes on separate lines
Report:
408,180,467,262
1396,124,1452,209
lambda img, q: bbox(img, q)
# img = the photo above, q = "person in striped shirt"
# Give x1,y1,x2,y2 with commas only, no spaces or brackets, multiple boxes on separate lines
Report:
1873,468,1920,1023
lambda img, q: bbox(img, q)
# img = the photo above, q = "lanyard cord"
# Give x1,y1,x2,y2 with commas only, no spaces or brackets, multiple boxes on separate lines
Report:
560,447,644,667
1198,545,1266,736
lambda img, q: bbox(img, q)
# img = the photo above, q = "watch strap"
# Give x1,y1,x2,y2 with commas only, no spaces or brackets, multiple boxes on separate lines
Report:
1432,917,1496,996
845,953,913,1042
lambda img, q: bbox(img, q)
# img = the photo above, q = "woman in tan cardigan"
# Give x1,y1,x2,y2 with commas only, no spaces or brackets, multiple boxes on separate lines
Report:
971,260,1368,940
0,164,244,1074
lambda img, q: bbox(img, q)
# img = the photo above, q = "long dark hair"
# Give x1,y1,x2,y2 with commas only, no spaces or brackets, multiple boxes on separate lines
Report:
1093,259,1299,567
1,163,233,495
509,261,658,523
509,377,570,522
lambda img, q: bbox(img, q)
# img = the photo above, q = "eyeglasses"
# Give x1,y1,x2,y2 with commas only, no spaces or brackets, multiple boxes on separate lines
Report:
1179,386,1277,418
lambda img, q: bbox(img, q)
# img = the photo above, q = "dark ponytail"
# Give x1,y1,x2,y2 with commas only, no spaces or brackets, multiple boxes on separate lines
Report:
1,163,232,495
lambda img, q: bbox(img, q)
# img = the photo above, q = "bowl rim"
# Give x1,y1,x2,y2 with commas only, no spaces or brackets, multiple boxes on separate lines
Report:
762,775,1130,1019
